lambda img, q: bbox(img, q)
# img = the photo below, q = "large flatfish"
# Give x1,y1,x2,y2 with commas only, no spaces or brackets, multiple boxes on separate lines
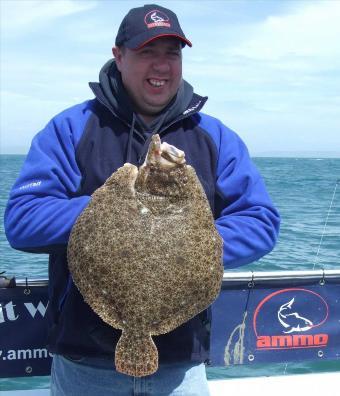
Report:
67,134,223,377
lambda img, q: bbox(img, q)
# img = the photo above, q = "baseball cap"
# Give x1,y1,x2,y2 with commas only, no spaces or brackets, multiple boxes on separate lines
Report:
115,4,192,49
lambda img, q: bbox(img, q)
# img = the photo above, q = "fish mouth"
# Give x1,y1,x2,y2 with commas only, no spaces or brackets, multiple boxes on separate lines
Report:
145,135,186,168
160,142,185,166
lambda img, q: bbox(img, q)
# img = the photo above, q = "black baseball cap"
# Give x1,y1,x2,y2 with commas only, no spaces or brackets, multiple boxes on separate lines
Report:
115,4,192,49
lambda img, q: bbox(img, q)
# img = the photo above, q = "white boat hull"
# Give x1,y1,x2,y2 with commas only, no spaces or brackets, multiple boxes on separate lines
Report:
1,372,340,396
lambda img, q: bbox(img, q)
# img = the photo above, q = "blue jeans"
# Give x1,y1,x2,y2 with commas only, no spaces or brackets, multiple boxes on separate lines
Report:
50,354,211,396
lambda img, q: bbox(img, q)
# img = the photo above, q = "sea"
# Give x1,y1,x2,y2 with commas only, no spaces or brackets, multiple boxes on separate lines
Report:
1,155,340,391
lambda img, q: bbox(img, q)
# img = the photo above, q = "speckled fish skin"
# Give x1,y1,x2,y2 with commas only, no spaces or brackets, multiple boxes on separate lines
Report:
67,134,224,377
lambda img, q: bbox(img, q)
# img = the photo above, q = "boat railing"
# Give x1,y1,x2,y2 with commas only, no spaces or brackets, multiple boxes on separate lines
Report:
10,269,340,287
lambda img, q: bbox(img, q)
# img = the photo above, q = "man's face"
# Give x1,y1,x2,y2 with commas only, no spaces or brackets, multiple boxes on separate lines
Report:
113,37,182,120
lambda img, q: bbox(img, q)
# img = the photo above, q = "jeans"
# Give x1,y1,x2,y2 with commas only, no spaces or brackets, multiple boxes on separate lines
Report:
50,354,211,396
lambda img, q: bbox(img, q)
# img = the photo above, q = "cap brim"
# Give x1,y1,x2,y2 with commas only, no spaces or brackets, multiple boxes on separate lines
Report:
136,34,192,49
124,33,192,50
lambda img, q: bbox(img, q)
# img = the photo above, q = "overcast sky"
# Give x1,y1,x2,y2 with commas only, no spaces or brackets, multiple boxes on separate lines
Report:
1,0,340,156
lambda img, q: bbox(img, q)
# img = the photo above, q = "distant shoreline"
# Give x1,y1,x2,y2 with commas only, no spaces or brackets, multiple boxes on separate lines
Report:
253,154,340,159
252,153,340,159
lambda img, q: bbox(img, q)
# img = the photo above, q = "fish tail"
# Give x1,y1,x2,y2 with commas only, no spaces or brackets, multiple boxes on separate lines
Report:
115,330,158,377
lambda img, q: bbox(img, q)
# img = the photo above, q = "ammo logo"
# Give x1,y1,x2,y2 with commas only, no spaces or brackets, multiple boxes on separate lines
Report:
253,288,329,350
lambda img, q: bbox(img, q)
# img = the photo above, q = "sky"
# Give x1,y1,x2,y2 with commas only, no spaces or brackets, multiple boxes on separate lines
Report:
1,0,340,156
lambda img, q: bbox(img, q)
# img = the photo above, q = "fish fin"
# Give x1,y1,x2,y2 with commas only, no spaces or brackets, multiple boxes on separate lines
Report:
104,164,138,189
115,330,158,377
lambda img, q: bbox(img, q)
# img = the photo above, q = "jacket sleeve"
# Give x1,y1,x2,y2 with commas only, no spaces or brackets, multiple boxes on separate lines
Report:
4,102,93,254
199,114,280,269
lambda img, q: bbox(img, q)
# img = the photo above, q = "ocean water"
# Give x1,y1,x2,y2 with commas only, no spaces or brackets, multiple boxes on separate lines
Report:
1,155,340,390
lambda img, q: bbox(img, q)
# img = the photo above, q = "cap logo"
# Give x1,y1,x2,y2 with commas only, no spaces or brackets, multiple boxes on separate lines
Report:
144,10,171,29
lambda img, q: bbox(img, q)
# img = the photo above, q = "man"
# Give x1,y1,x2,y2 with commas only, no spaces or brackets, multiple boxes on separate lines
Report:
4,4,280,396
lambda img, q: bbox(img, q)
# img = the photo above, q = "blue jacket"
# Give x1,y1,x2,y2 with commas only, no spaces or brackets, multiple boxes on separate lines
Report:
4,66,280,363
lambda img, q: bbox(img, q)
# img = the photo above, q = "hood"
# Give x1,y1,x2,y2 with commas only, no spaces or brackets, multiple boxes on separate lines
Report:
89,59,206,132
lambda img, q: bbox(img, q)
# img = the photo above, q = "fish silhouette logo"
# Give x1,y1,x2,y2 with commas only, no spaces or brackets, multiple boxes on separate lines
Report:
278,298,313,333
151,12,165,23
145,10,171,29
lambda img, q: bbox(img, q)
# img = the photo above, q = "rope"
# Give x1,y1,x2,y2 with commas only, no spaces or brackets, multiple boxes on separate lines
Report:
313,179,339,270
224,272,255,365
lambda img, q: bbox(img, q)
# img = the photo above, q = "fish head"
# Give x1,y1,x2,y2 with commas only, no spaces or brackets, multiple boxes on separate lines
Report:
135,134,188,198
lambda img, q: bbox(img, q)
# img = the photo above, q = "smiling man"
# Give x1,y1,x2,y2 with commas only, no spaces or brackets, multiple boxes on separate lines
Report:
4,3,280,396
112,38,183,121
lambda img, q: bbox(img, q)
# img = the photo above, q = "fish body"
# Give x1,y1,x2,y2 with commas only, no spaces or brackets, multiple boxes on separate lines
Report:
67,135,223,376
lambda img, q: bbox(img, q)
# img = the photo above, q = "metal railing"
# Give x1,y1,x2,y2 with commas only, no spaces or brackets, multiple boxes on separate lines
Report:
8,269,340,288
